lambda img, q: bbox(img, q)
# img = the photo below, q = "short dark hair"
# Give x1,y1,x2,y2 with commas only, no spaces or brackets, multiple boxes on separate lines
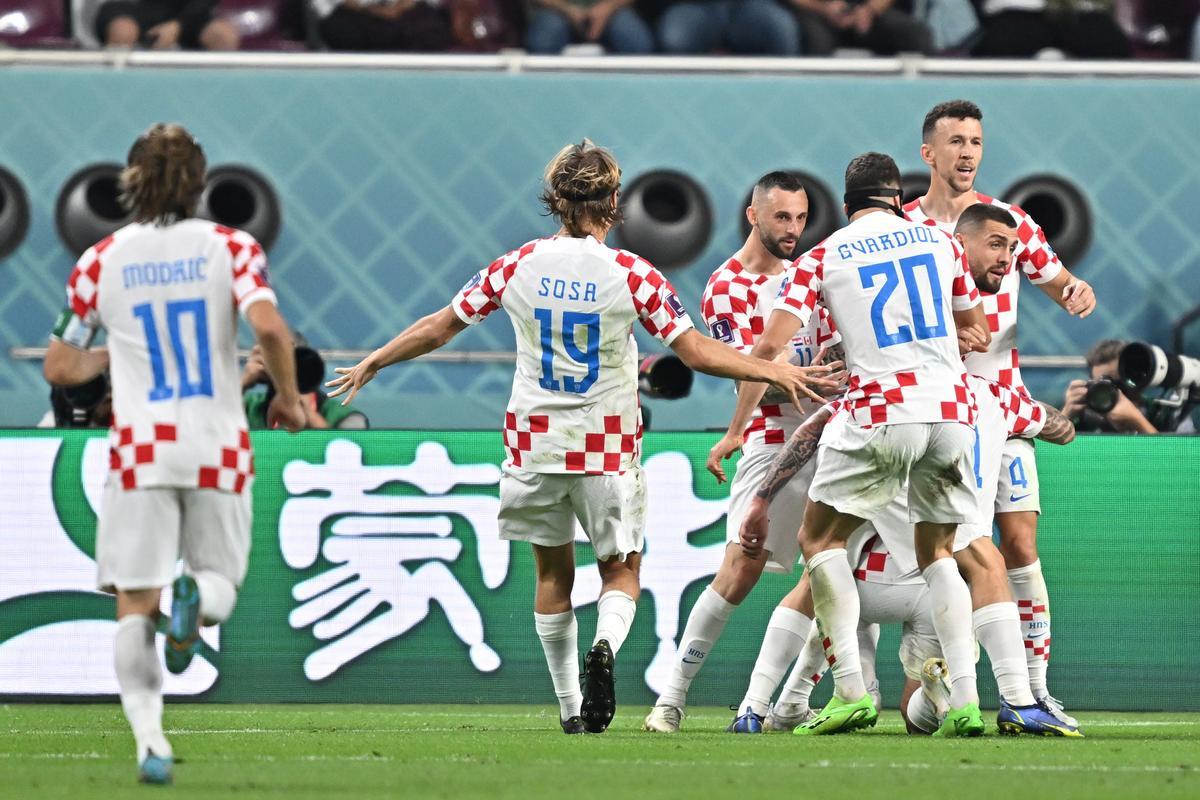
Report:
922,100,983,142
754,171,806,195
954,203,1017,235
844,152,900,194
1087,339,1126,368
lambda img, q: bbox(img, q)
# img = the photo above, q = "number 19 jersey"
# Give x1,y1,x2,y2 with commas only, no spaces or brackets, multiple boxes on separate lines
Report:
62,220,275,493
774,211,981,428
453,235,693,475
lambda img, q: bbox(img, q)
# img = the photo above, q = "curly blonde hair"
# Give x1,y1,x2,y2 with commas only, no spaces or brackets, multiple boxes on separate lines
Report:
120,123,206,225
540,140,622,238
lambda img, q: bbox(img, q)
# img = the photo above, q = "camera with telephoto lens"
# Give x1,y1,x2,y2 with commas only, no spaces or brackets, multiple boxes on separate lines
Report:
1084,377,1123,415
1116,342,1200,432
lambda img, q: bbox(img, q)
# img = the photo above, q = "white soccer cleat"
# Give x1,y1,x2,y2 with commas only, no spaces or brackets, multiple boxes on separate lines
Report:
921,657,952,719
643,704,683,733
1036,693,1080,729
763,702,816,732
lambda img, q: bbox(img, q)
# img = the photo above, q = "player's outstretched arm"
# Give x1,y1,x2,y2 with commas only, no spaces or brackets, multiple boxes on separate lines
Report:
1037,268,1096,318
953,304,991,354
43,341,109,387
1035,401,1076,445
326,305,468,406
246,301,307,432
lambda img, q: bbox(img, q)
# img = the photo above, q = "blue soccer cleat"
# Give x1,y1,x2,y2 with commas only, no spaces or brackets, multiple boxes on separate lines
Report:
164,575,201,675
138,752,173,785
997,699,1083,737
727,705,765,734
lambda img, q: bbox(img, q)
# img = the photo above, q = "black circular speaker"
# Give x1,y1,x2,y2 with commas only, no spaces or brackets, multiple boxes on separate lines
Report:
198,165,282,252
613,170,712,270
1001,175,1092,266
0,166,30,261
55,163,135,256
738,171,840,257
900,172,931,206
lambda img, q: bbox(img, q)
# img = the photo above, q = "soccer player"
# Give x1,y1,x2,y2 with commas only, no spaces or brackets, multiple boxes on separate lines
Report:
730,151,990,736
905,100,1097,726
326,141,839,735
43,124,305,784
642,171,843,734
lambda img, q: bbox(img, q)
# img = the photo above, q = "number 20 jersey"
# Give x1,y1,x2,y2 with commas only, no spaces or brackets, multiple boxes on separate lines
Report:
63,220,275,493
775,211,981,428
453,235,694,475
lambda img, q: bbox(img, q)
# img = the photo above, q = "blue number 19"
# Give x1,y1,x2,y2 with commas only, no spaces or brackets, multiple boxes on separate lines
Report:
132,298,213,402
535,307,600,394
858,253,948,349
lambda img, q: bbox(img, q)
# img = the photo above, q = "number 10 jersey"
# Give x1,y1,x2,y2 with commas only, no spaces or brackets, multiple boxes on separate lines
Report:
453,235,693,475
63,220,275,493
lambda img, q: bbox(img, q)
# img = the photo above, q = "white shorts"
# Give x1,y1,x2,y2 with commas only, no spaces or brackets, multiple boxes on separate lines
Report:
857,579,940,682
96,484,252,593
809,421,979,526
498,465,645,561
995,438,1040,514
726,442,814,574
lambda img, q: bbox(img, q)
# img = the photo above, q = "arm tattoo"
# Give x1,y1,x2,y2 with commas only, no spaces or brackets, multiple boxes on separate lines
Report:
755,406,832,501
758,343,848,406
1036,401,1076,445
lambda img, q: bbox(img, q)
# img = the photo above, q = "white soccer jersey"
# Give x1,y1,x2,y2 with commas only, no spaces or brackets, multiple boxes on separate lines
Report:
62,220,275,493
701,257,840,447
452,235,693,475
774,211,981,428
905,193,1063,394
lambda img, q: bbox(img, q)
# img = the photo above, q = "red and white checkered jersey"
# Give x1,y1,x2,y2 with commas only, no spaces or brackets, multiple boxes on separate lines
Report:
452,235,693,475
775,212,981,429
62,220,275,493
904,193,1063,394
701,257,840,448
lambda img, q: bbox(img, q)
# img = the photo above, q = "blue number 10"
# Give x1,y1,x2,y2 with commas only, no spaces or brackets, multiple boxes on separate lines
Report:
858,253,948,349
132,298,214,402
535,307,600,394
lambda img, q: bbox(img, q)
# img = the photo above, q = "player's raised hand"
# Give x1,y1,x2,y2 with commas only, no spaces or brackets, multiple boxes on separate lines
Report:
705,432,744,483
957,323,990,356
770,360,844,406
739,496,770,559
1062,280,1096,318
268,395,307,433
326,357,380,406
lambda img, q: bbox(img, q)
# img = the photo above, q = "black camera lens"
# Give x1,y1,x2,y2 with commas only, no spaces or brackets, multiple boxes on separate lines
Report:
1084,378,1120,415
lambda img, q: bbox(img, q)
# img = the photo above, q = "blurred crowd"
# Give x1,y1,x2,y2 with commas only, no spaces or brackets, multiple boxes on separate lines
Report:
2,0,1198,59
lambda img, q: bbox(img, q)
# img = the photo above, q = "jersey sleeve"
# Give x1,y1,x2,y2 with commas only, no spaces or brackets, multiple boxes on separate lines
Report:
772,247,824,326
622,254,693,346
452,255,514,326
1008,204,1063,285
701,275,756,354
949,239,981,311
816,304,841,348
989,379,1045,439
219,228,276,316
63,239,108,333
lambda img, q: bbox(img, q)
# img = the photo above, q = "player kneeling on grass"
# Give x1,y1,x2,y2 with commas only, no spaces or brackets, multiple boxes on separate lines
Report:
326,140,841,735
44,124,305,785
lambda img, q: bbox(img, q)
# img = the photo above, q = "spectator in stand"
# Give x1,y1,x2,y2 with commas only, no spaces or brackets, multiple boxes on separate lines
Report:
526,0,655,53
973,0,1132,58
313,0,455,51
786,0,933,55
656,0,800,56
95,0,240,49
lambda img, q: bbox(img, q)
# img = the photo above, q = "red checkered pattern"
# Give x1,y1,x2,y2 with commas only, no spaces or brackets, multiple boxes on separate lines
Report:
853,533,888,581
842,371,915,427
215,225,274,312
775,246,825,321
1024,637,1051,661
65,234,116,321
985,378,1044,437
822,635,836,667
196,429,255,494
939,376,978,426
502,412,550,469
1017,599,1051,661
949,239,981,308
615,250,689,344
701,258,771,353
742,407,787,445
562,414,640,475
454,239,547,324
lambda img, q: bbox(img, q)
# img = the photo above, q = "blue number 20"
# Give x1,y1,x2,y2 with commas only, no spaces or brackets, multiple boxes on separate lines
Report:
858,253,948,349
534,307,600,394
132,298,213,402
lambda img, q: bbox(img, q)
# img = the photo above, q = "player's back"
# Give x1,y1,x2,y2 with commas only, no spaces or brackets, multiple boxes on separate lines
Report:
81,219,270,491
784,212,978,427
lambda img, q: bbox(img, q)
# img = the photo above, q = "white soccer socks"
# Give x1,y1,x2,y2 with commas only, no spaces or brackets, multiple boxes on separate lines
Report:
114,615,172,762
194,570,237,626
1007,560,1051,697
808,549,867,703
739,606,813,716
922,557,979,708
594,590,638,655
973,602,1035,707
656,586,735,708
534,610,583,720
777,624,828,710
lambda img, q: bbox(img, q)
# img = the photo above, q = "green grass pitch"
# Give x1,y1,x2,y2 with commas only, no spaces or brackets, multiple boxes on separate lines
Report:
2,705,1198,799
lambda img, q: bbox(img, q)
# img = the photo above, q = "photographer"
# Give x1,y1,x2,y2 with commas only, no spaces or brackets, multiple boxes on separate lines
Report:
1062,339,1158,434
41,371,113,428
242,344,368,430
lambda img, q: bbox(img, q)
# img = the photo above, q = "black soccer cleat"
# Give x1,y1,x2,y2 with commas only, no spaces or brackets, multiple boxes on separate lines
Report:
581,639,616,733
561,716,585,735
